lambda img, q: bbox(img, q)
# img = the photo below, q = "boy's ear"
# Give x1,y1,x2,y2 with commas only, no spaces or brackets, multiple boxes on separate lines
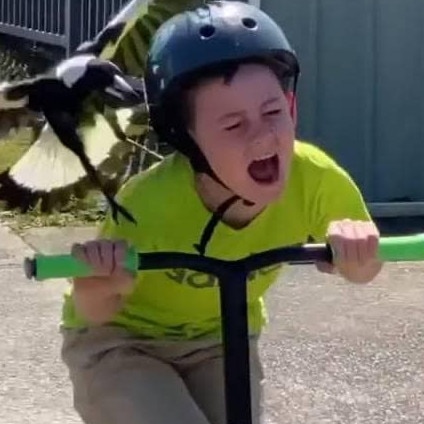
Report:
285,91,297,127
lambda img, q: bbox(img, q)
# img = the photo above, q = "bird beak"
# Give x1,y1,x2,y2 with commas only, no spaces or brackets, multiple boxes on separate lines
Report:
103,75,144,108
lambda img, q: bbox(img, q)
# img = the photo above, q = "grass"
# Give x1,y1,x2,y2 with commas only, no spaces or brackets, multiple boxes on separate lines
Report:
0,129,104,231
0,129,32,172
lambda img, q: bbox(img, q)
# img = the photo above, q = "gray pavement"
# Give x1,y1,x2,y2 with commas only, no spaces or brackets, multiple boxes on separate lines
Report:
0,225,80,424
1,224,424,423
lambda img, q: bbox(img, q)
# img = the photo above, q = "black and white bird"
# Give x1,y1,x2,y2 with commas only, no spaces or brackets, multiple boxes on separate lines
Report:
0,54,144,223
0,0,184,222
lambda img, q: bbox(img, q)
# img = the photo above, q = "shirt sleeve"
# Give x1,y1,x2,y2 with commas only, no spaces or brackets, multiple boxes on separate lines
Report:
308,163,372,242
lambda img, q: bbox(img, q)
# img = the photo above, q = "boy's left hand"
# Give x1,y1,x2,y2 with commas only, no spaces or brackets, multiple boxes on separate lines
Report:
316,219,382,283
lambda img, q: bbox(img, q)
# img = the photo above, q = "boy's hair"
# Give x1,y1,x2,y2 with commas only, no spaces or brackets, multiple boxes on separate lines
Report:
162,55,294,132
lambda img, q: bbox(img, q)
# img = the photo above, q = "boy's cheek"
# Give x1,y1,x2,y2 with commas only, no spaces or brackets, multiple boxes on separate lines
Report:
205,149,246,184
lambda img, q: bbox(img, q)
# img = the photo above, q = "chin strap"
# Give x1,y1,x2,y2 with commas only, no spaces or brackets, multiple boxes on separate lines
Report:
183,134,252,256
193,195,240,256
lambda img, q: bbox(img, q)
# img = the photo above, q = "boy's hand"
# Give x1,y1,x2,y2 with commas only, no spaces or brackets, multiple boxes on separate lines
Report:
71,239,135,297
316,219,382,283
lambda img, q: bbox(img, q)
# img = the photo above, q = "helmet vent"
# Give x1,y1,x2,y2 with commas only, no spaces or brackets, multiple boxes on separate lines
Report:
199,24,216,39
242,17,257,30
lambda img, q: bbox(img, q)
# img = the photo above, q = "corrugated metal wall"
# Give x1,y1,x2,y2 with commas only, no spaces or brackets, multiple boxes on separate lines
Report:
262,0,424,203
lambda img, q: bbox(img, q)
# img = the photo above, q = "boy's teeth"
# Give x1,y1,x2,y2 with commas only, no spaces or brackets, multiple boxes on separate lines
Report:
255,153,274,161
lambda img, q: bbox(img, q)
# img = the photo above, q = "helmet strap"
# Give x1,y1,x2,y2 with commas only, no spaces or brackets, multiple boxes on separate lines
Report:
178,130,254,205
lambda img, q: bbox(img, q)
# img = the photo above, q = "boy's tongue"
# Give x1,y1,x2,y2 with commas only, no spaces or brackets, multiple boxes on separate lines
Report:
248,155,279,184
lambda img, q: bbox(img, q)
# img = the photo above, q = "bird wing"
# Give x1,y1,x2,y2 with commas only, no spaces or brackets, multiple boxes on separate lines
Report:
0,0,196,213
8,107,133,191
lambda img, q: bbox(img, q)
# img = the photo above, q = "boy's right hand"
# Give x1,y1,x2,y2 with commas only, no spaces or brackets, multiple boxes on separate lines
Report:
71,239,135,297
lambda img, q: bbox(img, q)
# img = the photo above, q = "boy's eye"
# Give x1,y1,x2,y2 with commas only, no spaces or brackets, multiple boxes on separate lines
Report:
265,109,282,116
224,122,242,131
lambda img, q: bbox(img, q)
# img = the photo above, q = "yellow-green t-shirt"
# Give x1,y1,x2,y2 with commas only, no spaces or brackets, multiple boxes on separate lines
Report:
61,141,371,339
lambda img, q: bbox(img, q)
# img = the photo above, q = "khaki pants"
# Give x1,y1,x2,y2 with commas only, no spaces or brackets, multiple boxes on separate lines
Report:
61,326,265,424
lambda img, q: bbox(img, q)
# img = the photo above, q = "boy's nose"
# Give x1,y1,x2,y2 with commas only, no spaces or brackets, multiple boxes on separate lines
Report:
250,122,278,148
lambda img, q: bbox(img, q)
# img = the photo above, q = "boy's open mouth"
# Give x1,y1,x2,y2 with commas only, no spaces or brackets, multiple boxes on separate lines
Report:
247,154,280,185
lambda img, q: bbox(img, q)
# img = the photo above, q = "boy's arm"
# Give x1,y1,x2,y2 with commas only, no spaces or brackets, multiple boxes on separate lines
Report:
70,179,141,325
308,162,372,241
308,163,381,282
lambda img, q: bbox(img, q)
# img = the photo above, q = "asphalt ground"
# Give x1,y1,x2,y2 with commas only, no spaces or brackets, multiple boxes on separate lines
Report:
0,221,423,424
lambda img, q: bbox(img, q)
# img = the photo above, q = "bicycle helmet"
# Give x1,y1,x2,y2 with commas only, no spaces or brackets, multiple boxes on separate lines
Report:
144,1,300,254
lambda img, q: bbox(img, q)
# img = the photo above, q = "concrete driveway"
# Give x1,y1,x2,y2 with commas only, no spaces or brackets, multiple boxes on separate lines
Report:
0,224,423,423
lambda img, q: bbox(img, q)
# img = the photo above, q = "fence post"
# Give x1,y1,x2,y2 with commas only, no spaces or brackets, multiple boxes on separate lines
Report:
65,0,82,57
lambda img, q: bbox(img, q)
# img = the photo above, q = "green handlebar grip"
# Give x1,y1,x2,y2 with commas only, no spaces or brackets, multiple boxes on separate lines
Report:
25,246,138,281
378,233,424,262
23,234,424,281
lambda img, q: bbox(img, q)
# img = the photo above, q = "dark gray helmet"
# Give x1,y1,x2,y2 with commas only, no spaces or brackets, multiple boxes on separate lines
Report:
145,1,300,115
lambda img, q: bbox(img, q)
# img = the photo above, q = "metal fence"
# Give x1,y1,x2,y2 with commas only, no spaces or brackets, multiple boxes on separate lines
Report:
0,0,129,55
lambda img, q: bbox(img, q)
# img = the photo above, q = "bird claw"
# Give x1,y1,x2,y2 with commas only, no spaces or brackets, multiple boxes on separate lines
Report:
109,199,137,225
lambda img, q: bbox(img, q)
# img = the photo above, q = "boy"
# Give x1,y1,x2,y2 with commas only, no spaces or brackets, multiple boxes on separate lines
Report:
61,2,382,424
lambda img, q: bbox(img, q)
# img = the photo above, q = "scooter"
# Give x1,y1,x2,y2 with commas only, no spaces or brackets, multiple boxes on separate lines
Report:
23,233,424,424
